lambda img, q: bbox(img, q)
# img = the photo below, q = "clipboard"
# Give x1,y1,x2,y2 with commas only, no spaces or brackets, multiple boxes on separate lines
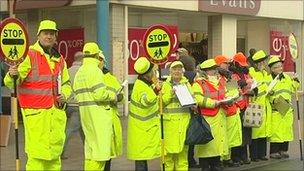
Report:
173,84,196,107
273,95,291,116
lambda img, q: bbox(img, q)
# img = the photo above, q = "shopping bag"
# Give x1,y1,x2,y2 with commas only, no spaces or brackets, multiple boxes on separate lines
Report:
185,114,214,145
243,103,263,128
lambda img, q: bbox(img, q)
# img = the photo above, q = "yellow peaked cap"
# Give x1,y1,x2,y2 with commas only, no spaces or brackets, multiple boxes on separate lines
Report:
200,59,217,69
37,20,58,35
134,57,151,74
268,55,282,66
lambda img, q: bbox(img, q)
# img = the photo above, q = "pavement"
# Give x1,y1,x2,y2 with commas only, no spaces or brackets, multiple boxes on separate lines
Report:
1,114,304,171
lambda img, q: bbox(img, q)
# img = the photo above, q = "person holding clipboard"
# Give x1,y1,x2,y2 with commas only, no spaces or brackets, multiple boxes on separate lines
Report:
161,61,194,170
192,59,233,171
267,56,300,159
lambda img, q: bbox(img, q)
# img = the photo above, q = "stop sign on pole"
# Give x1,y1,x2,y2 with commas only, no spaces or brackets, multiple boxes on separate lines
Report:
143,24,174,64
0,17,29,66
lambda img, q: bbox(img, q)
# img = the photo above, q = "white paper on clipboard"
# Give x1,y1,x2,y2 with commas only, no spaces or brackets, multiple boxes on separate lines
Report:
173,84,195,107
266,74,279,95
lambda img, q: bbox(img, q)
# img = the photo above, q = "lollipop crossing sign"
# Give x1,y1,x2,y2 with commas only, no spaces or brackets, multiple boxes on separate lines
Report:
0,18,29,66
143,24,174,64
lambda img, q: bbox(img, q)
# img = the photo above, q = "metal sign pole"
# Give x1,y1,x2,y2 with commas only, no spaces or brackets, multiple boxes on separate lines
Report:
288,33,303,161
143,24,174,171
157,67,165,171
9,0,20,170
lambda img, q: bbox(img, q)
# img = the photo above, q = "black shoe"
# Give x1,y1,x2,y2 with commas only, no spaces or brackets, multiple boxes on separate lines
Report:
279,151,290,158
223,160,234,167
188,161,200,168
270,153,282,159
251,158,260,162
61,154,68,160
188,163,200,168
232,161,240,167
259,157,268,161
243,159,251,164
212,166,224,171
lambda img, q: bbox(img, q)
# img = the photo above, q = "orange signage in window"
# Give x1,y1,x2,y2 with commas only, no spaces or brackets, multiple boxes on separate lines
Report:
199,0,261,16
15,0,72,10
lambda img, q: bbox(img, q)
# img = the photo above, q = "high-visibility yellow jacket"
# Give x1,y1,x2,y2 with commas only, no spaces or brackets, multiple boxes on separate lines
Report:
127,78,161,160
162,76,191,154
4,41,72,160
103,69,123,158
192,77,229,158
249,67,272,139
268,73,300,142
224,79,242,148
73,58,116,161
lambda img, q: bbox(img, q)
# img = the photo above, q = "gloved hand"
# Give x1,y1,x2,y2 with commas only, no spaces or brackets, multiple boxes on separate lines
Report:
56,95,67,109
8,65,19,77
116,93,123,102
237,79,247,88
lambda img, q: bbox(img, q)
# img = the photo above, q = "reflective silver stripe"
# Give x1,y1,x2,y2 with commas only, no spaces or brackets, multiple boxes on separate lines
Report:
202,97,208,106
62,80,71,86
142,94,157,106
78,101,110,106
91,83,106,91
31,50,39,80
26,75,53,81
273,89,293,96
18,88,53,95
128,110,158,121
194,92,201,96
75,83,105,94
107,86,117,94
130,99,146,109
164,107,189,113
257,91,266,97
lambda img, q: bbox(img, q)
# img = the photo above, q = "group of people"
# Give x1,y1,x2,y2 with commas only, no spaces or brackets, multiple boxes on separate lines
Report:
128,48,300,171
3,19,300,171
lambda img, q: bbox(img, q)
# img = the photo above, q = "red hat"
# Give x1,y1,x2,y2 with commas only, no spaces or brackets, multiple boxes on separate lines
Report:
214,55,229,65
233,52,248,67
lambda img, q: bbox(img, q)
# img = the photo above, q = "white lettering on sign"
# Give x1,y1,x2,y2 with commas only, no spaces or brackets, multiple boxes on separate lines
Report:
272,37,287,61
149,34,168,42
210,0,255,9
129,39,140,61
58,39,84,59
3,29,23,37
58,40,68,59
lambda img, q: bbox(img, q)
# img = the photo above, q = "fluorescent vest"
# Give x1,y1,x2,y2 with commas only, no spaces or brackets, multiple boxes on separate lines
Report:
18,49,64,108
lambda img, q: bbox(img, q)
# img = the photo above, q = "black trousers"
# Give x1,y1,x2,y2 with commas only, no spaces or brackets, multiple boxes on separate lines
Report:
270,142,289,154
188,145,197,164
104,159,111,171
250,138,267,159
231,145,249,162
199,156,223,171
135,160,148,171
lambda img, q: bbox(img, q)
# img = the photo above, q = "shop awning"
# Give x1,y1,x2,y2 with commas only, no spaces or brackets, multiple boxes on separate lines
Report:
15,0,72,10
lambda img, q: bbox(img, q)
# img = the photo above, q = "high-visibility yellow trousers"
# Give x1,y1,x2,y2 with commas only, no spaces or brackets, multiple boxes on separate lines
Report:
164,146,189,171
26,156,61,171
84,159,106,171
